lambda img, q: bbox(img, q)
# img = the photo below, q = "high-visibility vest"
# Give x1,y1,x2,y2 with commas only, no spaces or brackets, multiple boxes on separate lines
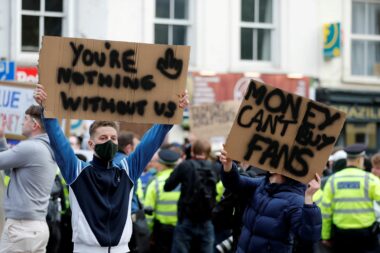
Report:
321,167,380,240
313,188,323,209
144,168,180,230
136,178,144,201
58,171,70,215
3,175,9,187
216,180,224,203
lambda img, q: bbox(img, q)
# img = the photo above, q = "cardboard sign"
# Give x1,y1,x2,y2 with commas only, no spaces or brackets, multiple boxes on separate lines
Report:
0,82,35,136
39,36,190,124
190,100,240,143
225,80,346,184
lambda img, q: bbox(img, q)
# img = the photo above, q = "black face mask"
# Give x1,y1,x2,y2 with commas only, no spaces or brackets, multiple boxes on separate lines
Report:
94,140,118,161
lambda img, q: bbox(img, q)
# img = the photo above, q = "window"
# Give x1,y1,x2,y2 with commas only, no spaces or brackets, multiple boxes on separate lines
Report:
240,0,274,61
351,0,380,77
346,123,376,149
154,0,190,45
21,0,64,52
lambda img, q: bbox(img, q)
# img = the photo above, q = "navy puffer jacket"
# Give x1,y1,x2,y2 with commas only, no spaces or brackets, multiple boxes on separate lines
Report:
221,163,322,253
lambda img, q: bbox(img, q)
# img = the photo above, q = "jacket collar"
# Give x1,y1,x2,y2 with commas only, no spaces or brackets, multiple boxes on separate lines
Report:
91,155,112,169
264,175,306,196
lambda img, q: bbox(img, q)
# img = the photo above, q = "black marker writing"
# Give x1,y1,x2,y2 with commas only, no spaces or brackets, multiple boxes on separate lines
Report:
237,106,297,136
60,92,148,116
244,80,302,121
69,42,137,74
154,101,177,118
57,68,156,91
244,133,313,177
157,48,183,79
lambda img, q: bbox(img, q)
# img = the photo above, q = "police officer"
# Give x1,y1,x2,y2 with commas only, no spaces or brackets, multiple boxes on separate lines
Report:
321,143,380,253
144,149,181,253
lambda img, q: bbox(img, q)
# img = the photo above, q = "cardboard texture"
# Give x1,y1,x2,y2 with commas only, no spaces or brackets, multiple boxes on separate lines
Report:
225,80,346,184
190,100,240,141
39,36,190,124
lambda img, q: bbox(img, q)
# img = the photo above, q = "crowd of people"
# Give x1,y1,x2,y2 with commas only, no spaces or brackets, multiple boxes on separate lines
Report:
0,84,379,253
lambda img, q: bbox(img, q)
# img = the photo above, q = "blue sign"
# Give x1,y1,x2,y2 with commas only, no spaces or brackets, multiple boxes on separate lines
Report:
337,181,360,189
0,61,16,80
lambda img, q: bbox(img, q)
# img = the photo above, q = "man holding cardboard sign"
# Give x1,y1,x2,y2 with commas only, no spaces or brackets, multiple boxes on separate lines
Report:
35,36,190,253
224,79,346,184
218,80,347,252
219,149,322,252
34,84,188,252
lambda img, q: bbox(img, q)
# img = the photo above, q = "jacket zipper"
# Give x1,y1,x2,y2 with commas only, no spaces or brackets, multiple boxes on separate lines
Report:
106,165,113,249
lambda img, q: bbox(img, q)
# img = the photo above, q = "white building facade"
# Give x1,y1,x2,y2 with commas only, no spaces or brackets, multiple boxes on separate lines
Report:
317,0,380,152
0,0,379,149
0,0,319,75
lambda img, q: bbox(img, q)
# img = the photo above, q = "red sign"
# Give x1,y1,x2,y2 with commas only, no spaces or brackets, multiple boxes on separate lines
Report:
16,67,38,83
190,73,309,105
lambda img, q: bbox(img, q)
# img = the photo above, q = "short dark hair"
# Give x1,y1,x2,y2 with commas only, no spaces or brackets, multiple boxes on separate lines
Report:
192,139,211,157
89,121,119,138
118,131,135,150
25,105,45,131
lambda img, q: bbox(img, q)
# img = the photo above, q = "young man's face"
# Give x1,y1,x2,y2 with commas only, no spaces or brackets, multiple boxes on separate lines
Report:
88,126,118,151
22,114,39,137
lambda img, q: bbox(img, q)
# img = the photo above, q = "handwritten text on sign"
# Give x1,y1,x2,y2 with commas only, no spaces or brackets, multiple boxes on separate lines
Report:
39,36,190,124
225,80,346,183
190,100,240,141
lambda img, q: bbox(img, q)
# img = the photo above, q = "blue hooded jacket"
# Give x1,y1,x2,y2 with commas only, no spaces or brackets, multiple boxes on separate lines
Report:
221,163,322,253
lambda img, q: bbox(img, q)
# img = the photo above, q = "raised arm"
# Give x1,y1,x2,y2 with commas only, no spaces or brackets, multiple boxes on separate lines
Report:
221,162,262,192
42,117,84,184
288,202,322,242
288,175,322,242
127,124,172,181
164,162,184,191
219,147,261,192
34,84,84,184
126,91,189,182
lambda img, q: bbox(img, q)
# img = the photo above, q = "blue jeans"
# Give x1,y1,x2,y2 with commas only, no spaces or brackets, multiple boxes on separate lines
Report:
171,218,215,253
